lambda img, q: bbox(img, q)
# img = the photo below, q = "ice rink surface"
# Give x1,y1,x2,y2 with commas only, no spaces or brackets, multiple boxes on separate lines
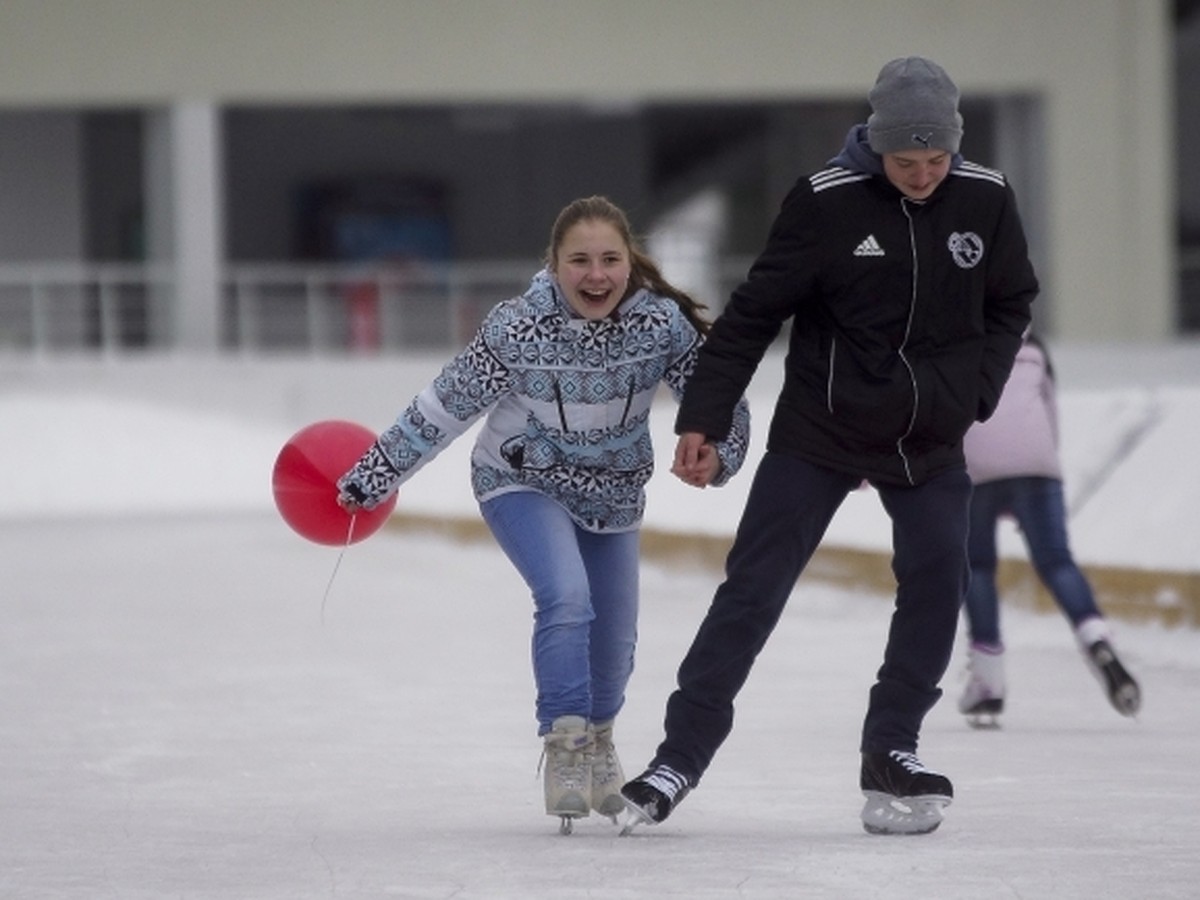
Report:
5,513,1198,899
4,348,1199,898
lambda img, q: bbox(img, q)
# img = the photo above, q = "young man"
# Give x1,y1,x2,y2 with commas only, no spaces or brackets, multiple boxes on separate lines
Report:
621,57,1038,835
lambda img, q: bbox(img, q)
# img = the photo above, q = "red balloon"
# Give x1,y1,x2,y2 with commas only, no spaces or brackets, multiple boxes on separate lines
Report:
272,420,398,546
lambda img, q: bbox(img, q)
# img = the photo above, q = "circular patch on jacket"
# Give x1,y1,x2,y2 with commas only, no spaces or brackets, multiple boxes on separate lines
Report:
948,231,984,269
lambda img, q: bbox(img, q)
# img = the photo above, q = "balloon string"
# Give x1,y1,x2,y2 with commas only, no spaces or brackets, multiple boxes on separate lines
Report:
320,513,357,624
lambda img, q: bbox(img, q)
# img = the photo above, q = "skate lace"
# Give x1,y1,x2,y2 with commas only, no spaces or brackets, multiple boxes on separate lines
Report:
592,724,616,756
538,749,590,789
591,734,620,779
538,729,593,790
641,765,690,801
888,751,933,775
1088,640,1115,666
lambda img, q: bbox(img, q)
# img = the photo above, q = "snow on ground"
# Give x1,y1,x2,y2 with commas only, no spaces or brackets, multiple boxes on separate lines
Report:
4,343,1200,572
3,345,1200,898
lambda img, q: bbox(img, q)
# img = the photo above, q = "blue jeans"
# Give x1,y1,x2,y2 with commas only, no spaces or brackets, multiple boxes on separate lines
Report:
964,476,1100,646
652,453,971,780
481,490,639,735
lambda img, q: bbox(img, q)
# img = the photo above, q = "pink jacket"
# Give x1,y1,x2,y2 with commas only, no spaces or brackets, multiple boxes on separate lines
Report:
963,337,1063,485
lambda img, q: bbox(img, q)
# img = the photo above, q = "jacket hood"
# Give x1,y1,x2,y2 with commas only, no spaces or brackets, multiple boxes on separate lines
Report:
827,123,963,175
827,124,885,174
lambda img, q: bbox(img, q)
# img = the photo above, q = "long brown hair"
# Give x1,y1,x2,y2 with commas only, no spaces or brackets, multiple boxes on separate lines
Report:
545,196,711,336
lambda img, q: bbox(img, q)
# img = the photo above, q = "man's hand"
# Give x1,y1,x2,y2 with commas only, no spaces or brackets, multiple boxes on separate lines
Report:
672,431,720,488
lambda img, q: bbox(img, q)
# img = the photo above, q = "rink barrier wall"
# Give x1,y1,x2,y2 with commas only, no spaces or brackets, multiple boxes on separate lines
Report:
387,512,1199,630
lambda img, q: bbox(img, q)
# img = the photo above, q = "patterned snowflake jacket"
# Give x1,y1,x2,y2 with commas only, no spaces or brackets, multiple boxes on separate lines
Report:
339,269,751,533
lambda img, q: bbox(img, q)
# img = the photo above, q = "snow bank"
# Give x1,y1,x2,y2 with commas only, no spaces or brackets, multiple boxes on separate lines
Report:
2,349,1198,578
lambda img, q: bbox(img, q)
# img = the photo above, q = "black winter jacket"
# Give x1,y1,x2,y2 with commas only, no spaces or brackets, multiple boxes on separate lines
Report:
677,126,1038,487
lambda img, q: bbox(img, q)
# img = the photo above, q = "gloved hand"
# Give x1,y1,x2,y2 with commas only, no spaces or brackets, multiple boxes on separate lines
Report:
336,480,370,513
336,442,399,512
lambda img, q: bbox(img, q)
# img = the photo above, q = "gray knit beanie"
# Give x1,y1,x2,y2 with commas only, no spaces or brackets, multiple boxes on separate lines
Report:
867,56,963,155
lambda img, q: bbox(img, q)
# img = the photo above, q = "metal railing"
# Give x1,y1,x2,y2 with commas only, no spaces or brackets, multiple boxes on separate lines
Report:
222,261,536,354
0,262,175,355
0,258,755,356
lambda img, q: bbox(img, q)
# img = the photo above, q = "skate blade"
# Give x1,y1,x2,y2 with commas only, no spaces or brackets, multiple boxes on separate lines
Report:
594,796,626,824
551,802,589,836
557,813,586,835
1112,683,1142,718
860,791,950,835
966,712,1002,730
616,799,654,836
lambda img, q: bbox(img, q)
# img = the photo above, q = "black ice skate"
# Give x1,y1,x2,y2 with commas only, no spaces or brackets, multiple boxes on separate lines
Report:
860,750,954,835
1086,639,1142,717
617,764,692,835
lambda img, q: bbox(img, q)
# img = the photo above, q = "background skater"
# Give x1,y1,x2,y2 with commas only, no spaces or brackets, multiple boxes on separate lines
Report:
958,331,1141,726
